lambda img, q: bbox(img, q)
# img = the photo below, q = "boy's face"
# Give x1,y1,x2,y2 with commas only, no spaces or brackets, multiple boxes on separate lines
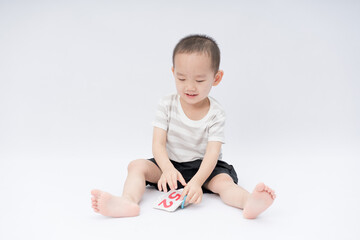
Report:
172,52,223,107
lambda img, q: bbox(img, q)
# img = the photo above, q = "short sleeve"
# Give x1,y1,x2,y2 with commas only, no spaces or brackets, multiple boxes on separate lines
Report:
208,111,226,143
152,98,169,131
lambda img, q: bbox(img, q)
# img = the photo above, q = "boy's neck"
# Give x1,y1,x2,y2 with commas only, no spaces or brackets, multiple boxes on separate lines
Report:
179,96,210,121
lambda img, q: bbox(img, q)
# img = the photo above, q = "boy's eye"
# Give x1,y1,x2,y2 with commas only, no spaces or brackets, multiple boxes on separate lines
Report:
196,80,205,83
178,78,185,81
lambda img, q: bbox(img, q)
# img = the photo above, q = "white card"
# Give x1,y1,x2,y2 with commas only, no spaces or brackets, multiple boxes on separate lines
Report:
153,190,184,212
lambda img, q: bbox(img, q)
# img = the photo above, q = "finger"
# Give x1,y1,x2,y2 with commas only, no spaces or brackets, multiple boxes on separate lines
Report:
195,194,202,204
177,173,187,186
188,193,198,204
167,177,174,191
159,178,166,192
158,179,163,192
162,181,168,193
180,187,189,200
186,191,196,204
168,173,176,190
172,174,178,190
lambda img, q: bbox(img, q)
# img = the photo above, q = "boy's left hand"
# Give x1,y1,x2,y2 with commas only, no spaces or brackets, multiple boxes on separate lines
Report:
180,179,203,205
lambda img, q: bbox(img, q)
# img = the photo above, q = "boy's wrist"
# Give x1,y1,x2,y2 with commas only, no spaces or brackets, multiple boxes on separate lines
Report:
161,165,175,173
190,175,206,186
156,159,174,172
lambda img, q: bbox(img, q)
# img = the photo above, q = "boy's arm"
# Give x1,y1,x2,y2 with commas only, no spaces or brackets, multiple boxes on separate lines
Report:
192,141,222,184
180,141,222,203
152,127,173,171
152,127,186,191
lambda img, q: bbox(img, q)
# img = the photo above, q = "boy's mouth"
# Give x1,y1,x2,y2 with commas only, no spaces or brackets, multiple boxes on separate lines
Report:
186,93,198,97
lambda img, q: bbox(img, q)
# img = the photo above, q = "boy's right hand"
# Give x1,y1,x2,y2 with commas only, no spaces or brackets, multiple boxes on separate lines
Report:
158,167,187,192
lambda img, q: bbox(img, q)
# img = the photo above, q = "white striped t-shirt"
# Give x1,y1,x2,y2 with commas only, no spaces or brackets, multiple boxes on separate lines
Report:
152,93,225,163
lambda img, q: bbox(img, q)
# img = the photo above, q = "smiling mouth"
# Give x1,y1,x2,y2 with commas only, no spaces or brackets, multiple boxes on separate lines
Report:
186,93,198,96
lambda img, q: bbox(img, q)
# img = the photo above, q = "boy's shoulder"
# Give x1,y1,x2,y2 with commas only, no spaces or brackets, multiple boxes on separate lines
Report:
209,95,222,107
158,93,178,105
161,92,177,100
209,96,226,116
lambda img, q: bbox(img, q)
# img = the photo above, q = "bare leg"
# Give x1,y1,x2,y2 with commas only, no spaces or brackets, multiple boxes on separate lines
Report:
91,159,162,217
204,174,276,219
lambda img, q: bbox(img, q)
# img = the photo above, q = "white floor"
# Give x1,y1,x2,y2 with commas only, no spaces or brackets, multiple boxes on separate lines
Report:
1,143,359,240
1,1,359,239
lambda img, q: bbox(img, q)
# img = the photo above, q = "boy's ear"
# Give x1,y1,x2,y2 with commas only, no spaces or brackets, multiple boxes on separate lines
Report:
171,67,174,74
213,70,224,86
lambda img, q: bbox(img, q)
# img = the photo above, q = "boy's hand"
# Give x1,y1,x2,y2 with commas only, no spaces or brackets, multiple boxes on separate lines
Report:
180,179,203,205
158,167,187,193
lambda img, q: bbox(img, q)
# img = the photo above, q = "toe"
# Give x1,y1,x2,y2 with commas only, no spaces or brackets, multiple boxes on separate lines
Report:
255,182,265,192
269,191,275,199
91,189,102,198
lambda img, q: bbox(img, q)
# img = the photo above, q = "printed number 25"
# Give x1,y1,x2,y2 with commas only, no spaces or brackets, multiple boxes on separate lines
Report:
158,192,181,208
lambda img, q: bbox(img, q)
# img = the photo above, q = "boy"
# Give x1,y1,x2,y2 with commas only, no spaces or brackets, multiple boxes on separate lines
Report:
91,35,276,219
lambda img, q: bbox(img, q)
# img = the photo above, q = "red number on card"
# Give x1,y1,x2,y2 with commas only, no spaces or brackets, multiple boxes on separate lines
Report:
168,192,181,201
158,199,173,208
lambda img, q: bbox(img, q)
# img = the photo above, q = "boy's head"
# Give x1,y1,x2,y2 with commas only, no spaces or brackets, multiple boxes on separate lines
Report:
172,34,221,75
171,35,224,106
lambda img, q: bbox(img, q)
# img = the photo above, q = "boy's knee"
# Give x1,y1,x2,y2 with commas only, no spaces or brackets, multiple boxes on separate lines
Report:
127,159,148,174
213,174,233,184
208,174,235,193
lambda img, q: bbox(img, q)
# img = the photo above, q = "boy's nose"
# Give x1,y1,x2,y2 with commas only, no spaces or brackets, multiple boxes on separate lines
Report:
186,82,196,90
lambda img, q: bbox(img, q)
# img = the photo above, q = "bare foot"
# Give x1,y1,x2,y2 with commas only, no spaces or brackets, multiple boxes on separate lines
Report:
91,189,140,217
243,183,276,219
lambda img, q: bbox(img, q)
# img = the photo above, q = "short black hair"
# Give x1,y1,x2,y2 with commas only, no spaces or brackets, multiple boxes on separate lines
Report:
172,34,221,74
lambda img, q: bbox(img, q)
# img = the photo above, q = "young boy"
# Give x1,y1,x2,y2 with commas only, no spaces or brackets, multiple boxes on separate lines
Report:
91,35,276,219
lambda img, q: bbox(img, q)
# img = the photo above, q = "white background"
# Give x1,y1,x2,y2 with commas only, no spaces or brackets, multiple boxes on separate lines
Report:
0,0,359,239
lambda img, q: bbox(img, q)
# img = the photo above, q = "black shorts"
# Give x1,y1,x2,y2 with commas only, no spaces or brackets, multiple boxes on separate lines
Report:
145,158,238,194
